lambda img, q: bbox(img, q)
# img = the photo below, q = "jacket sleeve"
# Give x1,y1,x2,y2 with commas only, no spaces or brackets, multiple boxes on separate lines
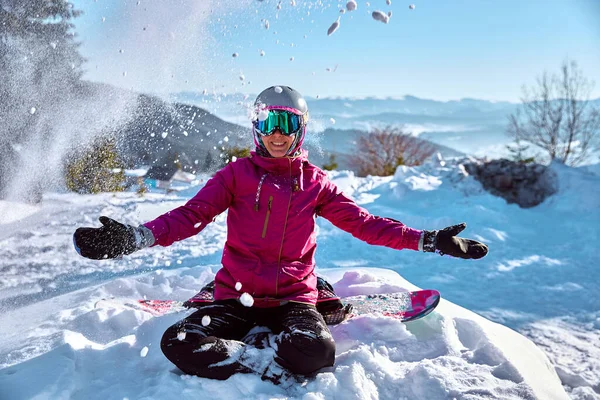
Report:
316,173,422,251
143,164,235,247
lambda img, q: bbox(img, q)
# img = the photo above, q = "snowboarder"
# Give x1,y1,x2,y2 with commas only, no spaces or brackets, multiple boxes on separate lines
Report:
73,85,488,383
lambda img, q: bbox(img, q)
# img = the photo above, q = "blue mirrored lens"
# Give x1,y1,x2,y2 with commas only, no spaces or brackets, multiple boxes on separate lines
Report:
254,110,303,136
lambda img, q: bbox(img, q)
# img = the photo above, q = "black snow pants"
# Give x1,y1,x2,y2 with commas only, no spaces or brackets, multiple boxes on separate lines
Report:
160,300,336,381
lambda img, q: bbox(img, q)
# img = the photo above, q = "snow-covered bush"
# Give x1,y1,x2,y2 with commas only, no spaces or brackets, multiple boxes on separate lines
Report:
64,137,127,194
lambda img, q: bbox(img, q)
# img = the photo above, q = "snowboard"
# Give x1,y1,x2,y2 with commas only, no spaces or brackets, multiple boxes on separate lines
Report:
94,289,440,325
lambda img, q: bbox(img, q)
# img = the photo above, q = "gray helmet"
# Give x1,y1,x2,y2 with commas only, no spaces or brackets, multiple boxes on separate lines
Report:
252,85,309,156
254,85,308,115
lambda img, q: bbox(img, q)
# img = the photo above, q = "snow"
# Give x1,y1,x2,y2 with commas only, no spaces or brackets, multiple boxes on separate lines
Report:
0,157,599,399
240,293,255,307
327,18,341,36
372,11,389,24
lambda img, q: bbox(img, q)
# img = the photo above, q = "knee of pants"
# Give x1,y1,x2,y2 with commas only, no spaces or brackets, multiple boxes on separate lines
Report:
160,323,190,363
160,323,209,362
276,332,336,375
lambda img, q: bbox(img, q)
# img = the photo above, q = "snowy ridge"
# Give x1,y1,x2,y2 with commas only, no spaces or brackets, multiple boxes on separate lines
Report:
1,156,599,399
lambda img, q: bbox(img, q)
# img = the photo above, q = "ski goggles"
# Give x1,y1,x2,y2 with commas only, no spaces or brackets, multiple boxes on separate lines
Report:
253,110,307,136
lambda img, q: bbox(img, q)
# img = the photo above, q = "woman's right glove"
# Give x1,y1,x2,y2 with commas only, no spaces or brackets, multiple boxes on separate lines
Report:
422,223,488,259
73,216,155,260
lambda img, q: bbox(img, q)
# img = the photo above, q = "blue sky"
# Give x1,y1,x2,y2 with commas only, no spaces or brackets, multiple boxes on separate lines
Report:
71,0,600,102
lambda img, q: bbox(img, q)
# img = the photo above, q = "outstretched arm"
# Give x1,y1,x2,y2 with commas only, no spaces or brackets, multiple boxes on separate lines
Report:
73,164,235,259
316,177,422,251
316,174,488,259
144,165,235,247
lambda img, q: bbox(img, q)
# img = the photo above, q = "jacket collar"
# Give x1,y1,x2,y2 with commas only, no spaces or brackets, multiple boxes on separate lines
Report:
249,149,308,175
249,149,308,191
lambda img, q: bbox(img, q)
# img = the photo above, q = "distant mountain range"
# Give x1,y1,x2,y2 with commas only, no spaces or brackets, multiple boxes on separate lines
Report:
68,86,599,175
171,91,524,159
77,86,467,174
171,91,600,163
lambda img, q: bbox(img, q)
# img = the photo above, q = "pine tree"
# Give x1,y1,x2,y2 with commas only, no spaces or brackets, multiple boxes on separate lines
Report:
0,1,84,119
1,1,85,196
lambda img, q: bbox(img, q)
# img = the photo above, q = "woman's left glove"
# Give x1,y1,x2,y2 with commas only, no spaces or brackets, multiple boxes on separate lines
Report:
73,216,155,260
422,223,488,259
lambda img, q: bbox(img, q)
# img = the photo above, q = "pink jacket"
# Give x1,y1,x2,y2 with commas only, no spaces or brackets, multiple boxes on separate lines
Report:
144,150,422,307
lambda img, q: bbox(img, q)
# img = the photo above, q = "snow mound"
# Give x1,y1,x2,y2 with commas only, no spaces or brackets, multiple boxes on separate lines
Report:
0,267,567,400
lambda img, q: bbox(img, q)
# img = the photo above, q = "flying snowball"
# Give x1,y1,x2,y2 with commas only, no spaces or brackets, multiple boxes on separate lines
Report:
232,52,239,58
327,17,340,36
346,0,357,11
140,347,149,357
386,0,391,5
274,86,283,93
240,293,254,307
258,108,270,121
372,10,389,23
239,74,245,81
201,315,211,326
290,0,296,5
289,56,294,61
330,118,336,124
409,4,415,10
264,20,270,29
260,49,265,56
339,9,346,14
177,331,187,341
388,11,392,17
29,107,36,115
235,282,242,291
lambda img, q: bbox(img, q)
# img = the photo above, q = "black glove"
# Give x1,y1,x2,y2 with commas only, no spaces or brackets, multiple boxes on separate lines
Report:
73,216,154,260
423,223,488,259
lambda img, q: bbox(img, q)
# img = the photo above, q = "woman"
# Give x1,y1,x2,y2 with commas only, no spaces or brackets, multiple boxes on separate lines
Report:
73,85,488,383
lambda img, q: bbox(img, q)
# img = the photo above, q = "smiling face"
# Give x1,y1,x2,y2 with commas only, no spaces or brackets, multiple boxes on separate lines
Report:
261,129,296,158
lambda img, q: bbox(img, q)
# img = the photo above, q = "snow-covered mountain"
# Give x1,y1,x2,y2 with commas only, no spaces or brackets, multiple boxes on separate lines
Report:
171,92,600,166
0,156,598,399
171,92,521,159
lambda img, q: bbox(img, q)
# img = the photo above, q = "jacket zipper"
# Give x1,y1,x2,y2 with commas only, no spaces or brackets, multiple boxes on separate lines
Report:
275,159,294,297
261,196,273,238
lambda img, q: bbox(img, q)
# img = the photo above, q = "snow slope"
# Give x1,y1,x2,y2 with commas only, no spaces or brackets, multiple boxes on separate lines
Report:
1,156,598,399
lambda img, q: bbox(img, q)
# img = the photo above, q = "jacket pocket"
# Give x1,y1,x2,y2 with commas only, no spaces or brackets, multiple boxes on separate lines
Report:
261,196,273,238
280,262,313,282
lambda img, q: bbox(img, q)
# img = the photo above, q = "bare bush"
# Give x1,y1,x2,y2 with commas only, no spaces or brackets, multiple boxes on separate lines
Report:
507,60,600,166
349,126,436,176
